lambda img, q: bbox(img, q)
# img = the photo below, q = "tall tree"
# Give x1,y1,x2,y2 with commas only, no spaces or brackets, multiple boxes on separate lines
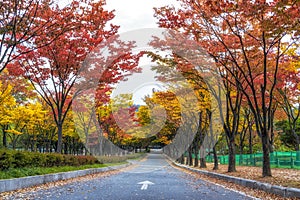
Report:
13,0,139,153
0,80,16,148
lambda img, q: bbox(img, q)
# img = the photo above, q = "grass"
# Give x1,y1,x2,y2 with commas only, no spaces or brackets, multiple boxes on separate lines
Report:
0,163,126,180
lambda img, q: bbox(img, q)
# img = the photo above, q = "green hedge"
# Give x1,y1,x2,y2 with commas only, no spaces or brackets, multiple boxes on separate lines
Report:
0,149,99,170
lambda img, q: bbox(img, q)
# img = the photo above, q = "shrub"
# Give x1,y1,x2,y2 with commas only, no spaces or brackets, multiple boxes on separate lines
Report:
0,149,133,170
74,155,99,165
77,155,88,165
45,153,64,167
64,155,79,166
13,151,32,168
0,150,14,170
31,152,47,167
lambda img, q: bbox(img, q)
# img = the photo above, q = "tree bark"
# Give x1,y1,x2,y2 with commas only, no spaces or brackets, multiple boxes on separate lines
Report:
227,137,236,172
193,132,200,167
262,132,272,177
292,127,300,153
177,154,185,164
212,146,219,170
56,123,63,153
2,130,7,148
194,149,199,167
200,157,207,168
188,147,193,166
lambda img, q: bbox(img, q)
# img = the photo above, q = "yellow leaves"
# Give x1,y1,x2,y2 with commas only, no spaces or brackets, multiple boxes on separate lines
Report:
96,104,111,119
136,105,151,126
62,110,77,138
110,93,134,112
145,91,181,123
0,80,16,126
5,129,23,135
0,81,16,108
0,79,50,136
0,82,14,105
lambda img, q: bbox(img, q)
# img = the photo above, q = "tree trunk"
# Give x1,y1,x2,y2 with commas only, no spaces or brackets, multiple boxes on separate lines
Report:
64,139,68,154
56,123,63,153
194,149,199,167
45,139,50,153
180,154,185,164
294,132,300,161
293,128,300,152
262,133,272,177
212,146,219,170
200,157,207,168
12,136,17,150
193,135,200,167
188,147,193,166
185,152,188,165
2,130,7,148
249,124,253,155
270,111,275,153
228,138,236,172
239,140,243,165
177,154,184,164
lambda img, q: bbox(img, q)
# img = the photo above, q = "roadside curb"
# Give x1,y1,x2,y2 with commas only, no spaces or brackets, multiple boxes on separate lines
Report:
0,163,131,193
173,162,300,198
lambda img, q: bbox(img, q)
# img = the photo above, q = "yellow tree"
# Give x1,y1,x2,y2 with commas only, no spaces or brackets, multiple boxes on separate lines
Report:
62,110,84,155
34,101,57,153
143,91,181,145
22,102,48,152
6,102,46,149
0,81,16,148
73,93,98,151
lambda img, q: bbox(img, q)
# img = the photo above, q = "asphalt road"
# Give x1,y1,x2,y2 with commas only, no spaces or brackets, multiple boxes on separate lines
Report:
8,152,256,200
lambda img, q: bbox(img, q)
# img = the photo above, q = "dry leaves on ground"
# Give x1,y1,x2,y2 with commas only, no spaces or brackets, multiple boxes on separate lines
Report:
203,163,300,189
174,163,300,200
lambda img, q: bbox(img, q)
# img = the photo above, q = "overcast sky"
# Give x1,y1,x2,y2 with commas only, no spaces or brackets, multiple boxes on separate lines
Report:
104,0,179,33
60,0,179,32
104,0,180,105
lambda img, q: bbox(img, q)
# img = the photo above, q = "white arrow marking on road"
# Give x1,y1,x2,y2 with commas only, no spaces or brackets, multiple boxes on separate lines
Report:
138,180,154,190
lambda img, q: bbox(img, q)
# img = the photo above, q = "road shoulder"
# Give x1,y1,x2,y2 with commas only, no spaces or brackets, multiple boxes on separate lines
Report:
171,161,300,199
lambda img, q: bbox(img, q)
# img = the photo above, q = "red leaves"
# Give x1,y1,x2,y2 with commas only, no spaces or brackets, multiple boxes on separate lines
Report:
6,0,144,152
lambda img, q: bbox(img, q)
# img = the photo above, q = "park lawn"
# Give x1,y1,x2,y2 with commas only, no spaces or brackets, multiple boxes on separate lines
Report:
0,162,127,180
196,163,300,189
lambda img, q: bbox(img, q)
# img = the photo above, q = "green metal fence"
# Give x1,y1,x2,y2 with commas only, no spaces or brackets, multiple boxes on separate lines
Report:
204,151,300,169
